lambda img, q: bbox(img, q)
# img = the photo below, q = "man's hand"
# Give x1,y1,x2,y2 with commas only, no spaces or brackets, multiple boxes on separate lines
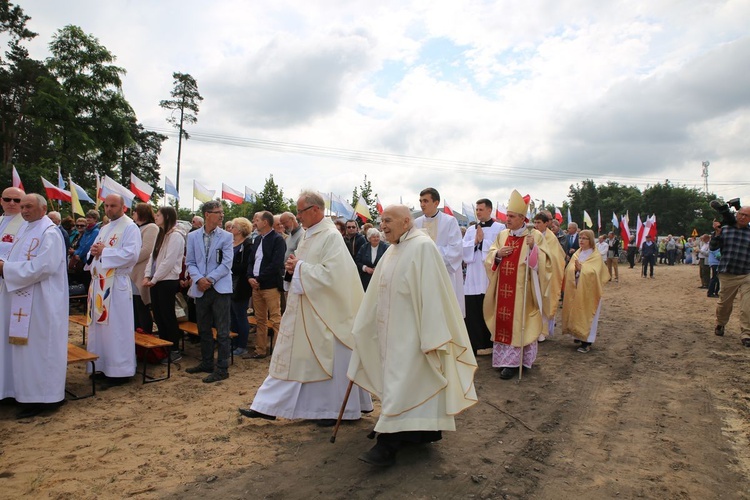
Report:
526,234,534,248
285,254,298,274
364,266,374,275
475,225,484,245
90,241,104,258
499,245,514,258
248,277,260,290
196,277,212,292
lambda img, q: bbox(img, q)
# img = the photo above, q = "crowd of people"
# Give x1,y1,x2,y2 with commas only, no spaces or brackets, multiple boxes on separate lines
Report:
0,183,747,466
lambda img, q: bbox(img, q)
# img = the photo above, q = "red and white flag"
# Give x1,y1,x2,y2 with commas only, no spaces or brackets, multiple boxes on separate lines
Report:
636,214,644,246
620,215,630,246
130,173,154,202
443,200,455,217
375,195,383,215
597,209,602,233
41,176,71,202
495,203,507,223
12,166,24,191
554,206,563,223
647,214,657,239
221,183,244,204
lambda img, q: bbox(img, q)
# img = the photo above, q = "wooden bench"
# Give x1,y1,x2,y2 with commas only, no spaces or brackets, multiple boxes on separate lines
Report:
246,315,275,354
178,322,239,364
134,332,173,384
66,343,99,400
69,314,89,345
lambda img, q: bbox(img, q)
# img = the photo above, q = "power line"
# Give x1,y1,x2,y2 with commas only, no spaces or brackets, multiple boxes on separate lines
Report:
144,125,749,188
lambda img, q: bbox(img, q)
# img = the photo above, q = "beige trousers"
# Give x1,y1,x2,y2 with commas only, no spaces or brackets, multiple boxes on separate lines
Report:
716,273,750,340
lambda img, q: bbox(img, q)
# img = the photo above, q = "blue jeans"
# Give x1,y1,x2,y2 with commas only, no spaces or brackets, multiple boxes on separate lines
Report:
230,297,250,349
708,265,720,296
195,288,231,373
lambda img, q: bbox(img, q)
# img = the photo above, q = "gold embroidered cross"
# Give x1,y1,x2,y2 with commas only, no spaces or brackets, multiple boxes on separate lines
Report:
12,308,28,322
499,283,514,299
497,306,512,321
501,260,515,275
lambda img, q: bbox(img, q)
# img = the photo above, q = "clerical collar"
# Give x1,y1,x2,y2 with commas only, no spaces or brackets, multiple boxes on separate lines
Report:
509,224,527,237
425,211,439,219
478,219,494,228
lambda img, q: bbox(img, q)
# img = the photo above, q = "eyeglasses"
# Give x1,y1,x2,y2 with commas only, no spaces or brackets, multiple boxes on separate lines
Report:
207,211,224,215
298,206,315,214
76,224,85,228
2,197,21,203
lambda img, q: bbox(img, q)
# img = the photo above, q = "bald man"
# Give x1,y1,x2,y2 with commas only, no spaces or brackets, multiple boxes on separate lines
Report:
348,205,477,466
0,187,26,258
86,194,141,387
0,194,68,417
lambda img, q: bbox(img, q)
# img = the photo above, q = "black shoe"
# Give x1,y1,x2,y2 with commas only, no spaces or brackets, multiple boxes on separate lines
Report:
99,376,131,388
202,371,228,383
358,444,396,466
16,400,65,419
499,367,518,380
186,364,214,374
238,408,276,420
715,325,725,337
316,419,337,427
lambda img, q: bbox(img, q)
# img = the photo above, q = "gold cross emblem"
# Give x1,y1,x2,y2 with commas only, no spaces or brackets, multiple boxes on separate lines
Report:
12,308,28,322
25,238,40,260
501,260,515,275
499,284,514,299
497,307,512,321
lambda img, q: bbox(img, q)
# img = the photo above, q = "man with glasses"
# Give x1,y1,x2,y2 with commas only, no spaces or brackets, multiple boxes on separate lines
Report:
711,205,750,347
0,187,26,257
185,200,234,382
343,219,365,261
240,191,372,424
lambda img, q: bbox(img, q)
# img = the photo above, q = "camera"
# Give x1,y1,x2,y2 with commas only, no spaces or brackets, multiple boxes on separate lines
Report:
710,197,741,226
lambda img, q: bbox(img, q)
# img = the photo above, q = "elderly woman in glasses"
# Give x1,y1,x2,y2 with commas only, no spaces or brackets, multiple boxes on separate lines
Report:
561,229,609,353
355,228,388,291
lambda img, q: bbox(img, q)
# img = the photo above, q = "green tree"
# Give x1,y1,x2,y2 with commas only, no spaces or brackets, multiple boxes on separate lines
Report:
46,25,134,189
641,181,716,236
159,72,203,203
255,175,290,214
119,120,167,200
351,174,378,220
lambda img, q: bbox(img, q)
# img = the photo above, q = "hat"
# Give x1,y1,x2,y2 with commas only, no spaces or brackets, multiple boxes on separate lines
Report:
507,190,529,216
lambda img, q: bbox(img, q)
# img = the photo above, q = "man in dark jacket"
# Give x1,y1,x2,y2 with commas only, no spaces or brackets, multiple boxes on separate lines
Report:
641,235,657,278
343,219,366,260
246,211,286,359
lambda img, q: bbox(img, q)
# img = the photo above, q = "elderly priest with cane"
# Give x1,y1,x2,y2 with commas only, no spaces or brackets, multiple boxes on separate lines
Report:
0,194,68,418
347,204,477,466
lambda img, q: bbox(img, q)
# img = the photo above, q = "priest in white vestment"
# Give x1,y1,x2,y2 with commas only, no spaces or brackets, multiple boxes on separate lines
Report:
85,194,141,383
0,194,68,418
414,187,465,317
462,199,505,354
240,191,372,424
0,186,27,400
349,205,478,466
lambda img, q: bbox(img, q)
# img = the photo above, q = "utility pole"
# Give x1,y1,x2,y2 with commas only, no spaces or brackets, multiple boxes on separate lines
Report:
701,161,710,194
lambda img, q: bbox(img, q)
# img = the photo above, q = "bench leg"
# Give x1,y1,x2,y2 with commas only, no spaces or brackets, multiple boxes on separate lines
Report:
65,360,97,400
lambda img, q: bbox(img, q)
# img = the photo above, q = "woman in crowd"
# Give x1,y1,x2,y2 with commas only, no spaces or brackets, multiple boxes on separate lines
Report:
143,207,185,363
229,217,253,356
131,203,159,333
355,228,388,291
561,229,609,353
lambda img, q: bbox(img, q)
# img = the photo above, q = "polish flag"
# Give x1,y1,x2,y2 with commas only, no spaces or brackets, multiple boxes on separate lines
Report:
130,173,154,202
443,200,455,217
647,214,658,239
376,196,384,215
554,207,563,223
221,183,244,204
620,214,630,246
636,214,644,247
12,166,24,191
41,176,71,202
495,203,507,223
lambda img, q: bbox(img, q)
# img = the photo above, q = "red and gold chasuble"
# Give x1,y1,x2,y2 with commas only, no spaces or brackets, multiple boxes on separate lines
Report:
493,235,525,344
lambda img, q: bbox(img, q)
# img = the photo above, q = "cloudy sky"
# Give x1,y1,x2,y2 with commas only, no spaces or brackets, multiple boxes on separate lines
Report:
21,0,750,215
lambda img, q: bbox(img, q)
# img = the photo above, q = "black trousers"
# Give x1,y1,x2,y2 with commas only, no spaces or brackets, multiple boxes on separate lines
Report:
151,280,181,350
465,294,493,353
133,294,153,333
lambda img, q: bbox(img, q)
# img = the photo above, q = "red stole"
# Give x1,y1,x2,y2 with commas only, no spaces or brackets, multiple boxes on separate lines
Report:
494,234,525,344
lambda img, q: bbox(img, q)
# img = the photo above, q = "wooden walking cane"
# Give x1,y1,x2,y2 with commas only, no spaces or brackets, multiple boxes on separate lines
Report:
330,380,354,443
518,229,531,382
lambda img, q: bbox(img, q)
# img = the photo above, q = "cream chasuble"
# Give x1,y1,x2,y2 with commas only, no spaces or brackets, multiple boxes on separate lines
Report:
348,228,477,433
0,216,68,403
541,229,565,321
561,248,608,341
414,211,465,317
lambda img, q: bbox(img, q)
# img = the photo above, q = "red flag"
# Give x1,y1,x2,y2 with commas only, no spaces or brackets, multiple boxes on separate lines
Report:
12,166,24,191
620,215,630,246
496,203,507,223
41,176,71,202
554,207,563,223
130,173,154,202
221,183,244,204
375,196,383,215
443,200,455,217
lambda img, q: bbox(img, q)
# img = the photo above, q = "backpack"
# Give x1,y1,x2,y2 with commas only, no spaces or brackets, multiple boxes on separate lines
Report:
135,329,169,364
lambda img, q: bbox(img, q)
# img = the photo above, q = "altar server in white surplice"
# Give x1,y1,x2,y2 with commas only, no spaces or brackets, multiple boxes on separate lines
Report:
413,187,465,317
86,194,141,383
462,199,505,354
0,194,68,418
239,191,372,424
349,205,478,467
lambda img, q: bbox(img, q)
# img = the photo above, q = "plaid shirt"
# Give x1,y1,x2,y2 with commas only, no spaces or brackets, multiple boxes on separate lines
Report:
710,224,750,275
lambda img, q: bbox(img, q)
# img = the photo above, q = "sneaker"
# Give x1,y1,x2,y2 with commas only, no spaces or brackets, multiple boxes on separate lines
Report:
232,347,248,356
203,371,229,383
537,334,546,343
715,325,725,337
161,351,182,364
577,345,591,353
